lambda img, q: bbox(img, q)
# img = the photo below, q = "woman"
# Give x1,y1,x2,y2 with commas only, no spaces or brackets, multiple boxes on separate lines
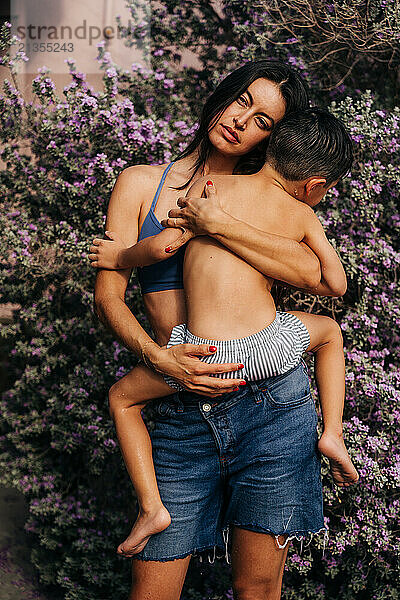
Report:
94,60,344,599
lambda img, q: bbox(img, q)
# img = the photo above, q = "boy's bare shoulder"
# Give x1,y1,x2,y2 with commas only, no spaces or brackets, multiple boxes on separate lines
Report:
295,200,322,228
279,196,325,238
267,186,318,220
188,174,319,227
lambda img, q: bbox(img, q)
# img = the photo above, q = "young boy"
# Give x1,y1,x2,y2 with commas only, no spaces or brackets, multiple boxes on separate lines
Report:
90,108,359,558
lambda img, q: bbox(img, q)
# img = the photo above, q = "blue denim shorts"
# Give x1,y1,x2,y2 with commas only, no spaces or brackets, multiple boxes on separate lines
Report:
133,360,326,562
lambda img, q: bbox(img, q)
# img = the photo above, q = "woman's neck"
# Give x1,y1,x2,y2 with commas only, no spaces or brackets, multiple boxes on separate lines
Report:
203,148,239,175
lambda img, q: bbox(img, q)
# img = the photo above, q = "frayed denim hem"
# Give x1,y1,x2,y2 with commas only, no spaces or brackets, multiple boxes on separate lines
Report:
227,521,329,556
130,527,230,564
130,525,329,565
130,539,225,563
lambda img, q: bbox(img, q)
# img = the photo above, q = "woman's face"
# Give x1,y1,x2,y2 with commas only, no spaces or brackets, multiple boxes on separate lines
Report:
208,78,287,156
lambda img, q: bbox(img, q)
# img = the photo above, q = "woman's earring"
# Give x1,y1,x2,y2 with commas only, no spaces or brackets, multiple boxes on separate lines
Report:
294,188,298,197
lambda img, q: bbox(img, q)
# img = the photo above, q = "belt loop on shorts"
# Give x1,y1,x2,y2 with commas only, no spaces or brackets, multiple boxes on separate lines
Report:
248,381,261,403
174,392,184,412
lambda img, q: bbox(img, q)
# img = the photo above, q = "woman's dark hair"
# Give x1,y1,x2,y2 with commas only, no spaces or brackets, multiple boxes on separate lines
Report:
265,107,353,185
173,59,310,190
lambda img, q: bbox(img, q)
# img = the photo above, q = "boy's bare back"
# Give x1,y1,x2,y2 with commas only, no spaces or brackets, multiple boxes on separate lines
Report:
184,173,311,340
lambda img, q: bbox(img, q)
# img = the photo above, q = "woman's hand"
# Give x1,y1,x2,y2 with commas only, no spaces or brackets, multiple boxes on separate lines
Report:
144,341,245,397
89,231,128,269
161,181,227,253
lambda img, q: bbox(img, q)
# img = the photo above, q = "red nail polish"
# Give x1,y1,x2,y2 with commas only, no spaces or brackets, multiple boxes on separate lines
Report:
238,363,244,369
206,180,213,186
209,346,217,352
165,247,171,253
234,387,239,391
239,381,247,386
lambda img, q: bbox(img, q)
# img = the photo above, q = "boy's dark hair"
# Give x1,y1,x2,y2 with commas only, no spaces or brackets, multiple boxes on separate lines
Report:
265,107,353,185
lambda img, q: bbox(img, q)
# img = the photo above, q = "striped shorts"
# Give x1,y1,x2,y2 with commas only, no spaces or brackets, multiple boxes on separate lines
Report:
163,311,311,391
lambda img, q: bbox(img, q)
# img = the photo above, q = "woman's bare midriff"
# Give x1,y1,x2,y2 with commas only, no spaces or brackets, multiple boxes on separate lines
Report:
143,289,187,346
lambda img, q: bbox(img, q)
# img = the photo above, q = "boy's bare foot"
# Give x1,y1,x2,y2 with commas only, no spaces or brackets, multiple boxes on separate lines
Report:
117,505,171,557
318,431,359,487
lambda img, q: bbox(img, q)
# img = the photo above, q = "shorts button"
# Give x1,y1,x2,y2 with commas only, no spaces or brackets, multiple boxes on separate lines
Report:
202,403,212,412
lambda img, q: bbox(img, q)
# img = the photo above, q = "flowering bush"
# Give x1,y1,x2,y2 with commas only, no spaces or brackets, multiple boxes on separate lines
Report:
1,2,399,599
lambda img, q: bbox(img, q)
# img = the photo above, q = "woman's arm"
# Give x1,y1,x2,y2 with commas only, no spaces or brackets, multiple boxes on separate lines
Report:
162,180,345,297
211,207,346,297
94,166,241,397
161,180,321,291
94,166,159,353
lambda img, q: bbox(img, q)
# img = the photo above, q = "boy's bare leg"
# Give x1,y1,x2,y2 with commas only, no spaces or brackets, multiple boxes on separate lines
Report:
231,528,289,600
108,364,176,556
288,312,359,487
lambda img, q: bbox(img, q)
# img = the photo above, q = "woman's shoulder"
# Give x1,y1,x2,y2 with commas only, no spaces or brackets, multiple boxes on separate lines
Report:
108,163,171,219
117,163,170,188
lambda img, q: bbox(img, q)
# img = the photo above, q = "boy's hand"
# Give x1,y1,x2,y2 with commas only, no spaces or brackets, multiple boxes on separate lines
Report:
89,231,127,269
164,228,195,254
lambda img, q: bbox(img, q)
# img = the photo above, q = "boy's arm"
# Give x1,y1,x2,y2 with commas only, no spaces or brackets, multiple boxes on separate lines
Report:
297,205,347,297
120,228,185,268
90,227,185,270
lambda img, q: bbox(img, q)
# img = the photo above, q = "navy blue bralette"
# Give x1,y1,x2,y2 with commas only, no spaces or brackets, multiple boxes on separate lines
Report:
136,162,186,294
